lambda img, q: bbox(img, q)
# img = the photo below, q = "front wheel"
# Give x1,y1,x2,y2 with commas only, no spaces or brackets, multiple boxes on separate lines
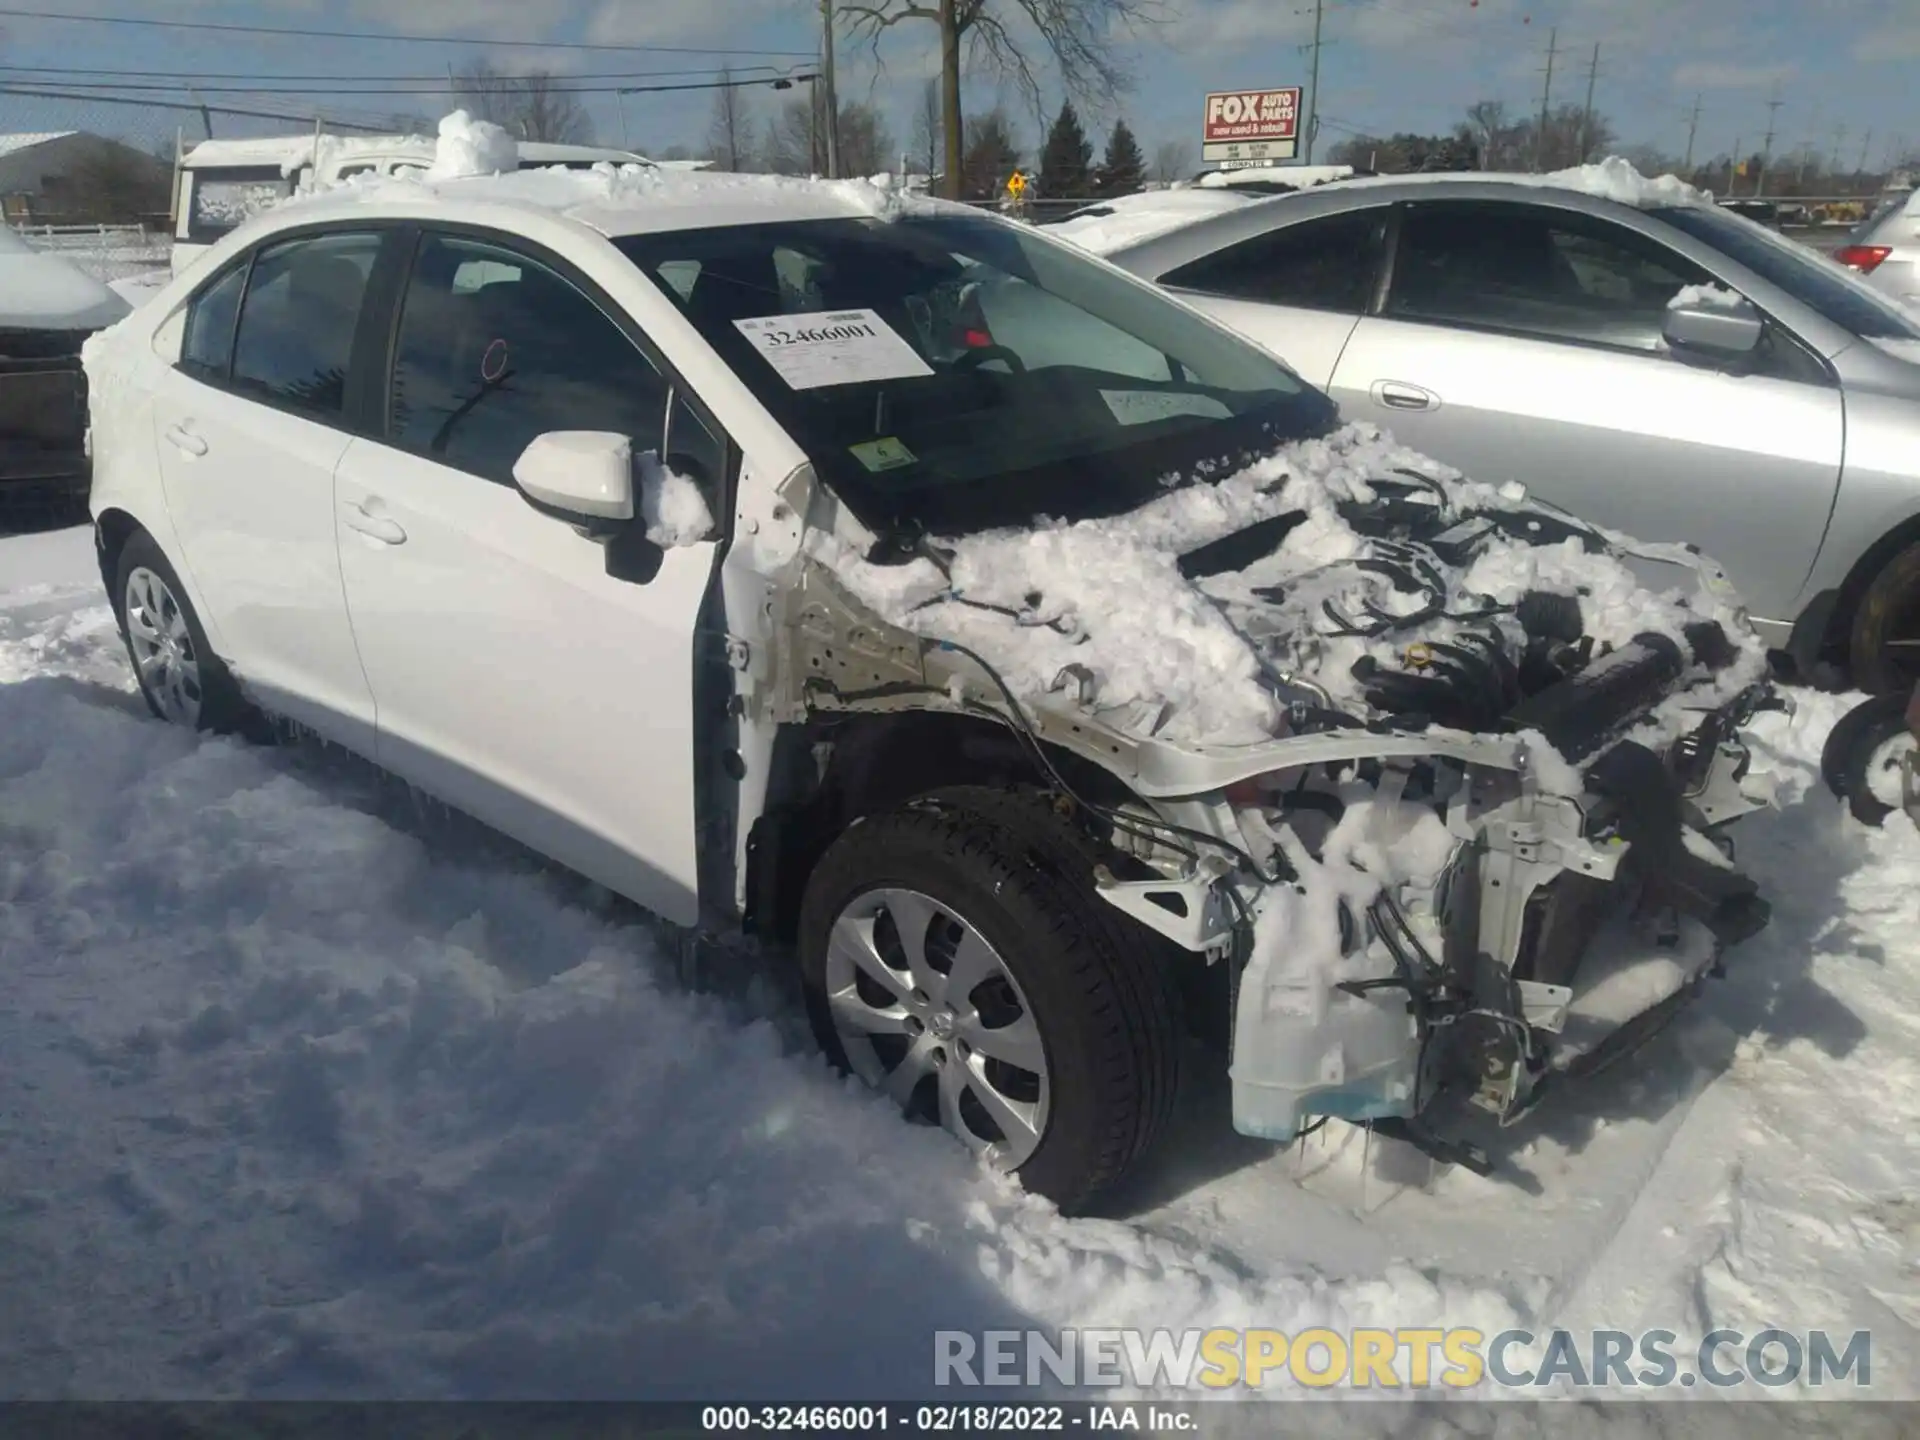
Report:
797,795,1182,1212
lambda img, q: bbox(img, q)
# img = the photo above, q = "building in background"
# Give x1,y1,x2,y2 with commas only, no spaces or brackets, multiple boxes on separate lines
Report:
0,131,173,226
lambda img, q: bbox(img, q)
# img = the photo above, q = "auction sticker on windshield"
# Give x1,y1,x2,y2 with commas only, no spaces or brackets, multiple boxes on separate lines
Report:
733,309,935,390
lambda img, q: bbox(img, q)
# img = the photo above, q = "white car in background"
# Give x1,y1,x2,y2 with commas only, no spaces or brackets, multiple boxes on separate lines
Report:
83,148,1776,1210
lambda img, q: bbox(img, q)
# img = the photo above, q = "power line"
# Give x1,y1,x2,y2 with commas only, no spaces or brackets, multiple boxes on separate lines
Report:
0,62,789,84
0,73,816,98
0,6,818,58
0,72,818,108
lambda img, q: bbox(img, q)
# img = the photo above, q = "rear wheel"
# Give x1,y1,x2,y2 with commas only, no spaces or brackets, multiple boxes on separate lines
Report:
797,792,1182,1212
113,531,254,734
1847,540,1920,694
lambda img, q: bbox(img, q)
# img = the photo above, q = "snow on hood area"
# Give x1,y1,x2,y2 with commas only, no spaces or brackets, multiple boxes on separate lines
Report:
817,422,1763,755
3,524,1919,1415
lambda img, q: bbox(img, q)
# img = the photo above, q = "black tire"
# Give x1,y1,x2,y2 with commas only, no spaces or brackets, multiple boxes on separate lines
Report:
112,530,256,735
1847,540,1920,694
798,790,1184,1212
1819,692,1913,827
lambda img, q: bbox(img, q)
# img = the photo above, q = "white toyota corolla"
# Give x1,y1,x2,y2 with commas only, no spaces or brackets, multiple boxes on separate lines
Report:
82,130,1778,1210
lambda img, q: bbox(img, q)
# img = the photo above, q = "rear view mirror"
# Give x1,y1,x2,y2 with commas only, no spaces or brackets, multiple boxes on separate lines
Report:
1663,298,1763,358
512,431,635,522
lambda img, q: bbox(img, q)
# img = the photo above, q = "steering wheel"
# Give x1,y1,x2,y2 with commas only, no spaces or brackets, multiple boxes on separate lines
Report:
951,344,1027,374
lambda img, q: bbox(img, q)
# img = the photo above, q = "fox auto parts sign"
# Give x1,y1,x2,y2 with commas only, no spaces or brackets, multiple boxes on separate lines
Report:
1203,87,1300,166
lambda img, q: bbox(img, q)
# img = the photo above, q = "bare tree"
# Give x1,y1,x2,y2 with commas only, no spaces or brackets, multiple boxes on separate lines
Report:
1149,138,1193,185
768,94,896,178
451,60,591,143
909,77,942,177
842,0,1164,200
706,68,759,171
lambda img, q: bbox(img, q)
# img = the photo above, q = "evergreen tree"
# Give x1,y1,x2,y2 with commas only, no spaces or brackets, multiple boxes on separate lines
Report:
1037,99,1094,198
961,109,1023,200
1096,118,1146,197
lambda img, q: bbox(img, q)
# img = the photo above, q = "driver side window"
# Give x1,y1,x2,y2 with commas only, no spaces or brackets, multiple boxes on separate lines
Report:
1387,200,1711,353
387,231,673,488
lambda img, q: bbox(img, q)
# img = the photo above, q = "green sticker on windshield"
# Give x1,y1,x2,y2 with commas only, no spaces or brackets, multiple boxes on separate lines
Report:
850,437,917,472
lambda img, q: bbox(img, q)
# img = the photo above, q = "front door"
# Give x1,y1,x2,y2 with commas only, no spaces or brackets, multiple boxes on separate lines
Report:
335,230,725,925
1330,199,1845,627
149,229,384,748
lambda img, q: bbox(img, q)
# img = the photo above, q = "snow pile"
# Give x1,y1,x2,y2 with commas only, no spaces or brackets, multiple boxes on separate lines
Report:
820,422,1763,751
1196,164,1356,190
426,109,519,180
1046,190,1257,256
1668,281,1745,310
639,454,714,547
1538,155,1712,207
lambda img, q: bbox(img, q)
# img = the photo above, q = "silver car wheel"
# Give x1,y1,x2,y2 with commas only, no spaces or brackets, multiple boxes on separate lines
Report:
124,565,203,727
1864,732,1916,809
824,886,1050,1169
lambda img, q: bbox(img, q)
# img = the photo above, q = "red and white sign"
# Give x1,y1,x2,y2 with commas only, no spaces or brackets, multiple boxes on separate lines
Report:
1202,87,1301,164
1203,88,1300,145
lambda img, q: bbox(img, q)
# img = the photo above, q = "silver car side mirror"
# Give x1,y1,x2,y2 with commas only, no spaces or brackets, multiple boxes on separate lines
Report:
1663,300,1763,357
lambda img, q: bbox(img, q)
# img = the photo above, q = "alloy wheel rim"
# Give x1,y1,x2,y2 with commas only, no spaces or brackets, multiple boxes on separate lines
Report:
824,886,1050,1169
1864,732,1915,810
124,566,203,726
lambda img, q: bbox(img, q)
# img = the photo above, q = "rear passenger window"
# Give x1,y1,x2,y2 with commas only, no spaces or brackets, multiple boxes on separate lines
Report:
1161,209,1387,313
180,261,246,380
388,232,671,485
230,231,380,415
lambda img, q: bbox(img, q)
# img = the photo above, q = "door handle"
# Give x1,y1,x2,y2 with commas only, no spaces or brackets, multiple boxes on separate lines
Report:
341,501,407,546
163,422,208,456
1371,380,1440,412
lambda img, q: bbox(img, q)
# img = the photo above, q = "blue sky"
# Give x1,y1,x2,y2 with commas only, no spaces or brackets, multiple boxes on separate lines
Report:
0,0,1915,173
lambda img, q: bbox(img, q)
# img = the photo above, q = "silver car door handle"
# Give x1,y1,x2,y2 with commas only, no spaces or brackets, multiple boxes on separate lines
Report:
1371,380,1440,412
342,502,407,545
163,422,208,456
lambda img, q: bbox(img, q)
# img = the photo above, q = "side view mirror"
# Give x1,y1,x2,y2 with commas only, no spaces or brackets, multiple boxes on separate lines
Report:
1663,296,1763,358
512,430,635,525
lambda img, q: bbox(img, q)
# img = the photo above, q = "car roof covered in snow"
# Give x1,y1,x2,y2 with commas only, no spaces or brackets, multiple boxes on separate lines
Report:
183,134,654,172
1045,188,1258,255
270,161,961,242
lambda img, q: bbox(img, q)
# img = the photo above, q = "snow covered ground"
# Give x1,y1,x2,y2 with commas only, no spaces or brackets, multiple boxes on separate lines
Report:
3,523,1918,1421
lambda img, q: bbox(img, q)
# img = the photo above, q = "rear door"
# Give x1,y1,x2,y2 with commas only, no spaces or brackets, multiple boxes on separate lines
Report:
149,228,386,749
1329,199,1845,626
1154,207,1390,389
334,228,727,926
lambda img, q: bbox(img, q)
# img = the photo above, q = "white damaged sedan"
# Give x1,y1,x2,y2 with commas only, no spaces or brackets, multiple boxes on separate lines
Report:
82,121,1778,1211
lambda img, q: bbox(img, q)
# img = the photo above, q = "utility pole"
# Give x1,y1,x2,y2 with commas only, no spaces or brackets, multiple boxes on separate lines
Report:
1304,0,1325,165
821,0,841,178
1757,79,1783,197
615,90,631,149
1532,26,1560,172
1828,124,1846,179
1683,93,1702,172
1729,133,1743,195
1578,42,1600,164
1856,128,1872,177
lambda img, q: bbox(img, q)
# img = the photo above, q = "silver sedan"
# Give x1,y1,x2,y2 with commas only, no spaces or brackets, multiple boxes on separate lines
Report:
1092,176,1920,691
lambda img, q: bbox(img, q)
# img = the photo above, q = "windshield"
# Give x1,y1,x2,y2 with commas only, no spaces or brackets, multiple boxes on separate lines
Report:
615,214,1331,534
1654,203,1920,342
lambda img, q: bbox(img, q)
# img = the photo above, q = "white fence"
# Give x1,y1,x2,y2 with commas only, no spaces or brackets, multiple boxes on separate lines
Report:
15,222,171,285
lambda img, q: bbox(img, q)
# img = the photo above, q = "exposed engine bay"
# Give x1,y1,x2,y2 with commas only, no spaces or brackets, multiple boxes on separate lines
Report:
775,424,1779,1168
